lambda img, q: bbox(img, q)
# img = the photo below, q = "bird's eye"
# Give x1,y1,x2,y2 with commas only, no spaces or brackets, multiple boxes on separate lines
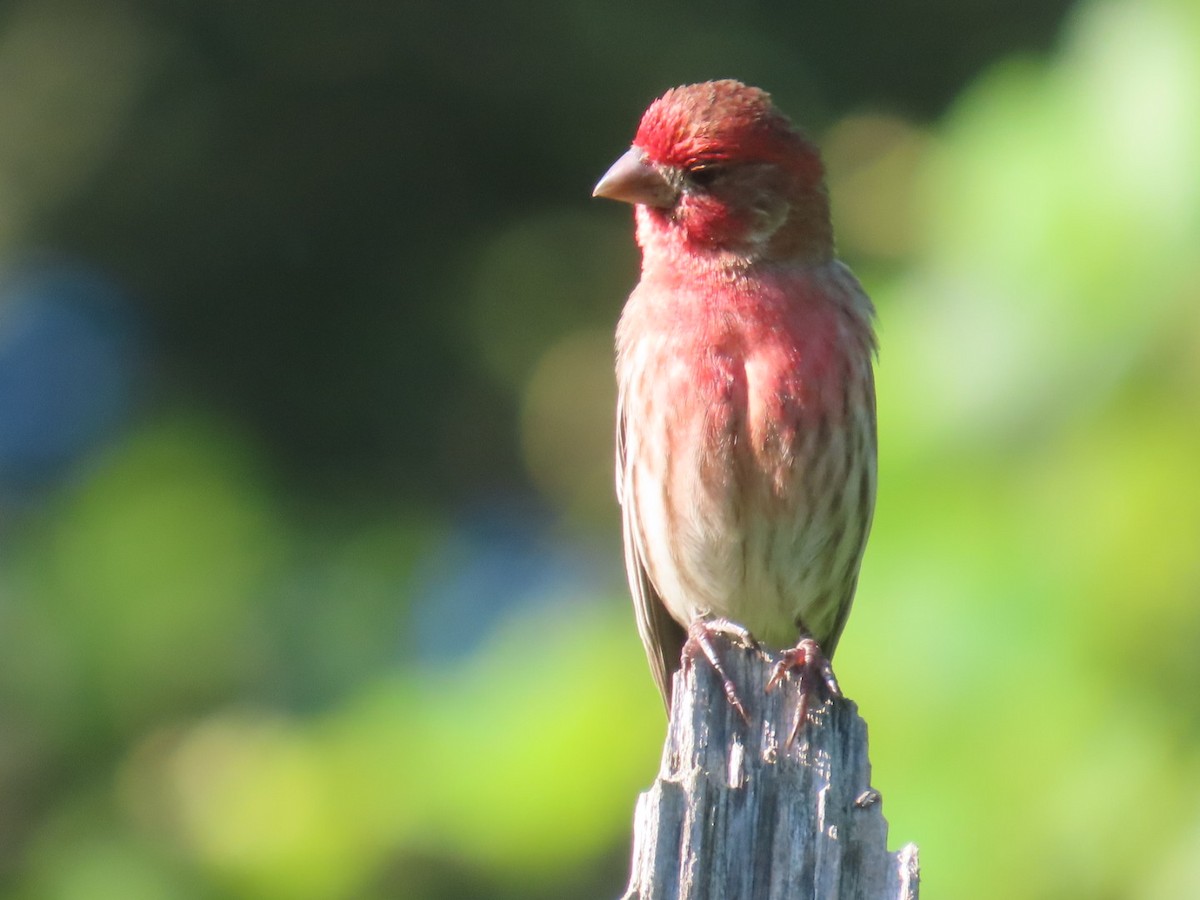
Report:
686,164,725,188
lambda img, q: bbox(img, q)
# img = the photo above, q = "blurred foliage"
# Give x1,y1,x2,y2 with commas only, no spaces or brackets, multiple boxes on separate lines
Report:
0,0,1196,897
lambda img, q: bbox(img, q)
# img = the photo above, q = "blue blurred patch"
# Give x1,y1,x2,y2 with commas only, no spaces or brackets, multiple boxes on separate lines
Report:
409,496,611,663
0,260,140,495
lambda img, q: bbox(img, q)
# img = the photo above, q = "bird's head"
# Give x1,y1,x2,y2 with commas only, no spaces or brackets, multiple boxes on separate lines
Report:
594,80,833,266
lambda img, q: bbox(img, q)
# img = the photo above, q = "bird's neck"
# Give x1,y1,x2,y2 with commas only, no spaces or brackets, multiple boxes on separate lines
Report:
765,188,834,264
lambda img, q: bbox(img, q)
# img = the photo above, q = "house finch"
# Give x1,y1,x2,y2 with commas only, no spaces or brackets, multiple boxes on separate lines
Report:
594,81,877,737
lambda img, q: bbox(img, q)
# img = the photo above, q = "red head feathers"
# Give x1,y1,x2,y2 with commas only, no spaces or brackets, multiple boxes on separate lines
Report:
595,80,832,262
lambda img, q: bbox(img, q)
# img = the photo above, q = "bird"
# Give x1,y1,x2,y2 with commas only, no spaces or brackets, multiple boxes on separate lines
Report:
593,80,877,738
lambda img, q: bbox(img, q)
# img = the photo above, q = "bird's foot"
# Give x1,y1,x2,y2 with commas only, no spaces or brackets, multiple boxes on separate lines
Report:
683,617,759,724
765,637,841,745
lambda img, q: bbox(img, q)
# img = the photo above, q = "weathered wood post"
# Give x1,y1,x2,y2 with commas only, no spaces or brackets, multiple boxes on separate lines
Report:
621,635,919,899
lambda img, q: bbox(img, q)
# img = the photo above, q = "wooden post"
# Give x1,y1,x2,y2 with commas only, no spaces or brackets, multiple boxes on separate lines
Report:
621,635,919,900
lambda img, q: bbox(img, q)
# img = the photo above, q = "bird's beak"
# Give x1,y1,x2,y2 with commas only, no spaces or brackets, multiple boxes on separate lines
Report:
592,147,677,208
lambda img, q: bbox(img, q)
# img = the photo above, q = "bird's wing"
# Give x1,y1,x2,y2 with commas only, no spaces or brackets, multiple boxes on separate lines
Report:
617,398,687,710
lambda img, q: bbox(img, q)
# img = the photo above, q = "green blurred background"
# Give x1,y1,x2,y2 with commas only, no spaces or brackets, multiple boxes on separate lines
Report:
1,0,1197,897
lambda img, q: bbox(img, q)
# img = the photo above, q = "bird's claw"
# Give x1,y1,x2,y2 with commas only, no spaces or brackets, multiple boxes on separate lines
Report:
683,617,758,724
766,637,841,745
